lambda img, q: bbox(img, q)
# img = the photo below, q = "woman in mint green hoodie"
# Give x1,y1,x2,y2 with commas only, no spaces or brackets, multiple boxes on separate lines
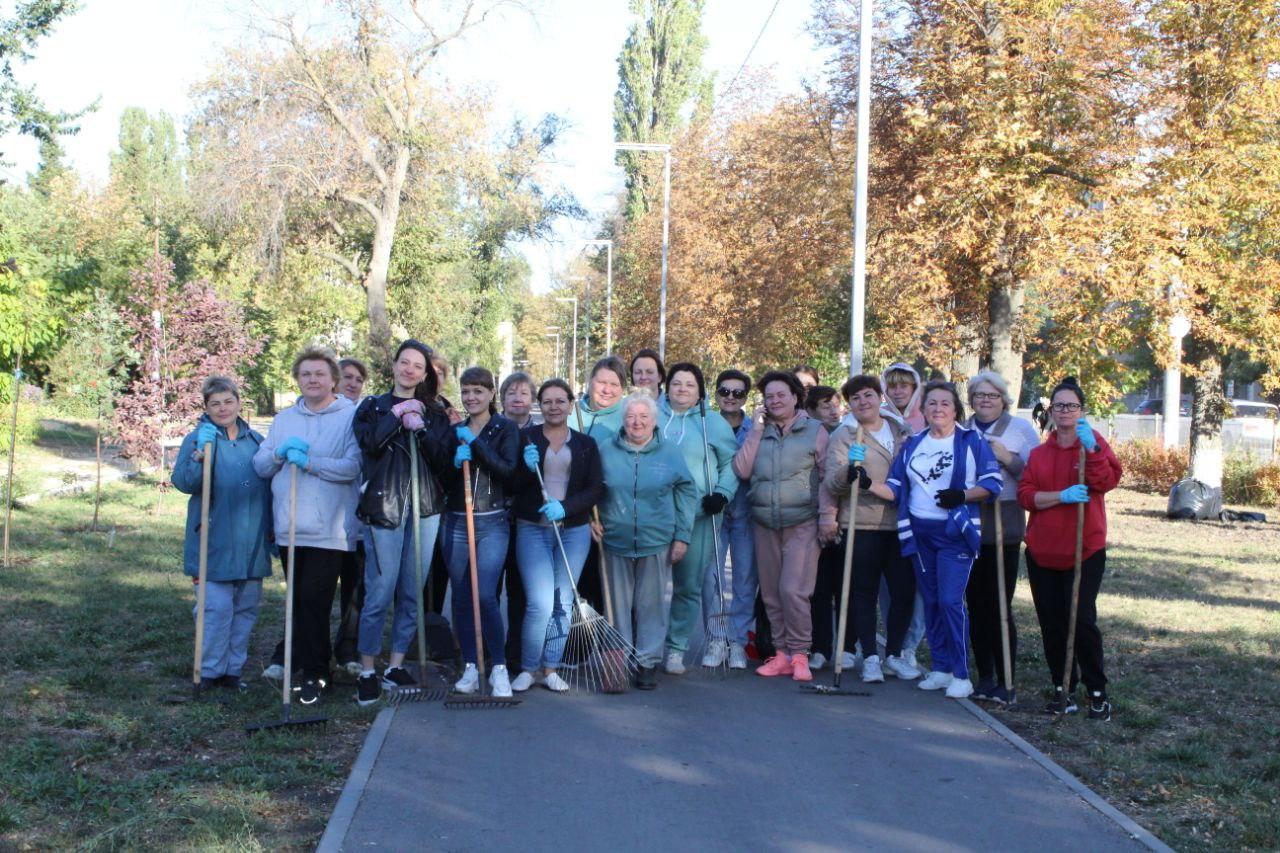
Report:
573,356,628,610
658,363,739,672
593,392,697,690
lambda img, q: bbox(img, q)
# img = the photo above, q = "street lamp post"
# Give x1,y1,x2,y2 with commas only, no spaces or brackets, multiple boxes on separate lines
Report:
556,296,579,391
849,0,874,375
582,239,613,355
545,326,561,378
614,142,671,358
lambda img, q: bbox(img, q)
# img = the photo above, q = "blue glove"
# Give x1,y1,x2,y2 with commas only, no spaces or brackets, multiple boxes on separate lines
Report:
1059,484,1090,504
285,448,309,470
1076,420,1098,452
454,443,471,468
275,436,309,459
848,444,867,464
523,443,541,472
456,425,477,445
540,500,565,522
195,422,218,449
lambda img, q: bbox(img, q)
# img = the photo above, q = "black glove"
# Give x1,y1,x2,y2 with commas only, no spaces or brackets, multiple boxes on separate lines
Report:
701,492,729,515
935,488,966,509
849,465,873,491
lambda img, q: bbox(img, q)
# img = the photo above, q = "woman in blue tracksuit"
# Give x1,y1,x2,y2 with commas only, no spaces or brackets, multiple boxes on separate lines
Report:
864,380,1002,699
171,376,273,692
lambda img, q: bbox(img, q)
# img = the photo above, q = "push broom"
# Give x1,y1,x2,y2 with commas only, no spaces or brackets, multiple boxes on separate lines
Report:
247,465,328,734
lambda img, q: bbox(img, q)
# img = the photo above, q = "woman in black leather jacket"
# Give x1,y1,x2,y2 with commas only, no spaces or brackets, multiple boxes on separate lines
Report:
443,366,520,697
351,340,454,705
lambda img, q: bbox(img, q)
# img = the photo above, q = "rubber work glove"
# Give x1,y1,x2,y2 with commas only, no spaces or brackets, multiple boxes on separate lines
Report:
847,444,867,464
934,488,966,509
455,425,477,445
391,399,424,418
195,422,218,449
1076,419,1098,452
402,412,425,431
274,436,309,459
701,493,729,515
284,447,309,470
523,443,541,471
540,500,565,522
1059,484,1090,504
453,443,471,468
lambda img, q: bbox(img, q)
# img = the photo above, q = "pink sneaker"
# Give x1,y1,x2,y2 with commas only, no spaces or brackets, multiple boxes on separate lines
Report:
791,653,813,682
755,653,793,677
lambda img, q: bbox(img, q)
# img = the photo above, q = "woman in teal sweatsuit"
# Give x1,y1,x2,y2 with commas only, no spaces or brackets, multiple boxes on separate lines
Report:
658,363,739,672
171,376,273,692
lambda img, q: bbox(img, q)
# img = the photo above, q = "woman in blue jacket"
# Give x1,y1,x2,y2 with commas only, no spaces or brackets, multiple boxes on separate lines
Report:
171,376,273,692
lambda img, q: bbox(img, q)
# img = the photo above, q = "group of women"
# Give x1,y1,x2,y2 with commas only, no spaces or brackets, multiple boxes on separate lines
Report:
174,340,1122,719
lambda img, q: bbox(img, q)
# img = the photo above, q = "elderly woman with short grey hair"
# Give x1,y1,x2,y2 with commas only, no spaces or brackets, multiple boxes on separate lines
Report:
172,376,274,693
963,370,1040,704
593,392,697,689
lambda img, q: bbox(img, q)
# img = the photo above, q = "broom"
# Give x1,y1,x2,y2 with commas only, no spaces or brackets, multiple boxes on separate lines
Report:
532,460,638,694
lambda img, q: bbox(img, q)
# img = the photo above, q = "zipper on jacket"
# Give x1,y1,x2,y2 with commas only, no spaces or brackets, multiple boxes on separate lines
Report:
632,450,640,555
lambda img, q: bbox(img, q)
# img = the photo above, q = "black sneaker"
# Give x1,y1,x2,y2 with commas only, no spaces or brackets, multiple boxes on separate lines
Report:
198,676,222,692
381,666,418,690
356,673,381,707
220,675,248,693
988,685,1015,706
635,666,658,690
1088,692,1112,721
972,678,997,701
298,678,322,705
1045,687,1078,716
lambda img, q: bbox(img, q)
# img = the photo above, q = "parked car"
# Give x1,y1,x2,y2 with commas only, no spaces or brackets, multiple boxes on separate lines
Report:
1232,400,1279,421
1133,398,1190,416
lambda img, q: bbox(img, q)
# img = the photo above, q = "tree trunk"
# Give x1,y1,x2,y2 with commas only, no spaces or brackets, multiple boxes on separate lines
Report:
1187,334,1225,488
950,318,982,382
987,273,1026,405
364,147,412,375
92,416,102,531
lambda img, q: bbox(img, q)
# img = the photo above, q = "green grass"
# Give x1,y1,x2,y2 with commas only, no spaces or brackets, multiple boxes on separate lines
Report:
0,478,374,849
986,489,1280,852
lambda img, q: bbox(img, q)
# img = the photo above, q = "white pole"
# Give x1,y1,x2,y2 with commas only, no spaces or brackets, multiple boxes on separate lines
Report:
849,0,874,376
571,300,579,392
660,149,671,360
1164,315,1190,449
606,243,614,355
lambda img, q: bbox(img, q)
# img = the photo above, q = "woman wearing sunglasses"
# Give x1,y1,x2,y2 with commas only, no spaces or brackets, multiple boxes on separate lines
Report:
712,370,758,669
1017,377,1121,720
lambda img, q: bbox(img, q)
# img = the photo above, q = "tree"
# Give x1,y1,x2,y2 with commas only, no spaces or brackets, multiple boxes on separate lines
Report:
613,0,712,220
114,255,262,468
0,0,87,167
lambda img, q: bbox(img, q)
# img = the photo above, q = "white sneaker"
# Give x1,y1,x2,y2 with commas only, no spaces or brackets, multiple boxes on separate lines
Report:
885,655,921,680
543,672,569,693
510,671,536,692
728,644,748,669
664,651,687,675
489,665,513,698
262,663,283,681
919,671,954,691
904,649,923,674
861,655,885,683
701,639,728,667
810,652,827,671
453,663,479,694
841,651,860,670
945,677,974,699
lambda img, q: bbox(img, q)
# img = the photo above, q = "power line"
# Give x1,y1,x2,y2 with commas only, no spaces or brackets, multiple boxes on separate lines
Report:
727,0,782,93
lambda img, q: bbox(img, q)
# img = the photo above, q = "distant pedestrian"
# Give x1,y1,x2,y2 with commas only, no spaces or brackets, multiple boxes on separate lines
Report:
172,376,272,693
1018,377,1122,720
594,392,697,690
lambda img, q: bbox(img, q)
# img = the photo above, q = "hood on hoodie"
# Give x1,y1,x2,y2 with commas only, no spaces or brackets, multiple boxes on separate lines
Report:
657,393,701,446
294,394,354,416
879,362,923,427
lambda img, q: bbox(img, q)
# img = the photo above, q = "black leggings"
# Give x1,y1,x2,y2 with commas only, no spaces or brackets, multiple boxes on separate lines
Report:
271,546,344,679
810,539,858,658
850,529,915,658
1027,549,1108,694
965,541,1020,685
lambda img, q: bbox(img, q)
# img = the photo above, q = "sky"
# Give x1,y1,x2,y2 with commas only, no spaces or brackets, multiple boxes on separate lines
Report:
5,0,829,291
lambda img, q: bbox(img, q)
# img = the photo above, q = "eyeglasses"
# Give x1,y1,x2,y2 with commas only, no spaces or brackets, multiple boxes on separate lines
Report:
972,392,1002,401
1051,403,1083,412
717,387,747,399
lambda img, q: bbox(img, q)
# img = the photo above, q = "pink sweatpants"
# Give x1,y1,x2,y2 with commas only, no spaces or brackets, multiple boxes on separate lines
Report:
753,521,821,655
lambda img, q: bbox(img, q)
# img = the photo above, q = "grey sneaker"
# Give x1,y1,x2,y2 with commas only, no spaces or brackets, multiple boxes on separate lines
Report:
664,651,687,675
728,644,748,670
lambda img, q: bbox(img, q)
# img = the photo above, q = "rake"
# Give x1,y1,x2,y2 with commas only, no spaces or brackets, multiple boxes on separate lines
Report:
690,399,732,677
388,433,448,705
533,462,639,694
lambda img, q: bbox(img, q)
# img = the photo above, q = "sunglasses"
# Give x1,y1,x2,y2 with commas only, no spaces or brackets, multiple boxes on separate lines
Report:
717,387,748,399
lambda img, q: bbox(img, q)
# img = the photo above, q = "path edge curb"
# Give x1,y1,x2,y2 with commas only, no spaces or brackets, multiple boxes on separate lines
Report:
317,705,397,853
958,698,1173,852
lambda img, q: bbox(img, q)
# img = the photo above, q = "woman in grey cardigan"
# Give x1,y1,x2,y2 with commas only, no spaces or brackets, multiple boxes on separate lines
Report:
963,370,1040,705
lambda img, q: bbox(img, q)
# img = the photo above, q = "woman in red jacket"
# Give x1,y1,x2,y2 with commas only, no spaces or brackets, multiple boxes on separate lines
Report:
1017,378,1122,720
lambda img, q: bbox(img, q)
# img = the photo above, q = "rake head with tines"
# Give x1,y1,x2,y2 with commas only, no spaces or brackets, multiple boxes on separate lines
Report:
552,596,639,694
386,662,451,705
444,692,522,709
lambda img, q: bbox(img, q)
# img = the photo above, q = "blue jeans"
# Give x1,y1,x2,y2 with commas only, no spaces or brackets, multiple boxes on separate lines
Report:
443,510,510,666
909,516,976,679
716,510,757,645
358,513,441,658
193,579,262,679
516,520,591,671
880,579,926,655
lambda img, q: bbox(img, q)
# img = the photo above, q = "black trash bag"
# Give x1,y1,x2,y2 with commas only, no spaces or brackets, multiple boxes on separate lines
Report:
1220,508,1268,524
1166,478,1222,520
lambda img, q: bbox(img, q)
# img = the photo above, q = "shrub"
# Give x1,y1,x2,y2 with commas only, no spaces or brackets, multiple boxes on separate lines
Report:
0,398,42,453
1114,439,1188,494
1223,455,1280,509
